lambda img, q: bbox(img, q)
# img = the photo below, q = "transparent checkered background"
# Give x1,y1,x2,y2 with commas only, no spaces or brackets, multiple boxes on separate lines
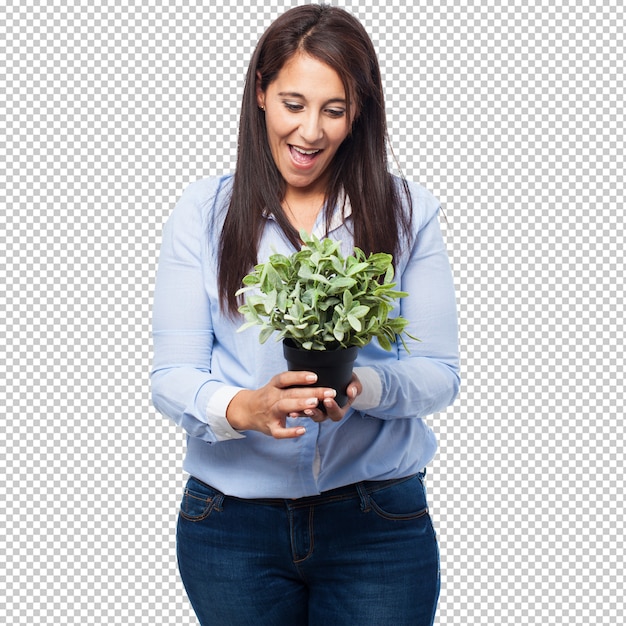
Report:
1,0,623,624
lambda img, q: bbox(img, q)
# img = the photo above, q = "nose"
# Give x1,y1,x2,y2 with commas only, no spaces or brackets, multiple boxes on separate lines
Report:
298,111,323,144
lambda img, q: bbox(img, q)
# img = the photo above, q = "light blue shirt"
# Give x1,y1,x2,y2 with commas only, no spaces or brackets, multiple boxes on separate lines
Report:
151,175,460,498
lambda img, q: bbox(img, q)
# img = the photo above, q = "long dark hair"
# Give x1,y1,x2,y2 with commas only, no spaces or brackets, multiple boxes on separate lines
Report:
218,3,412,315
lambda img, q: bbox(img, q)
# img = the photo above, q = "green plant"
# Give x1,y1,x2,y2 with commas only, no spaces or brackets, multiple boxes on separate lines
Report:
236,230,418,351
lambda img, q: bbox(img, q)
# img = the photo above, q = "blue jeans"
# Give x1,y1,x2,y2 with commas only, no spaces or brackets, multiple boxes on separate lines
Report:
177,472,440,626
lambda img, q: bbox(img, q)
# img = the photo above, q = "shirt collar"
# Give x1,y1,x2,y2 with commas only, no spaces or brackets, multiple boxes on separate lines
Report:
262,190,352,236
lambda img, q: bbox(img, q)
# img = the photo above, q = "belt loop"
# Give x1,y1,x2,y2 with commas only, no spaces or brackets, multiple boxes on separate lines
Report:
356,482,371,512
211,492,225,512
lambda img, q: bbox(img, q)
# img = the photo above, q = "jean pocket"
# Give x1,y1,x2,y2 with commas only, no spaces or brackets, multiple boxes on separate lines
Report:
367,475,429,521
179,477,223,522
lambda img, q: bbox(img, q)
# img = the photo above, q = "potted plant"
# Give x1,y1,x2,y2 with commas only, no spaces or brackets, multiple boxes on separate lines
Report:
236,231,417,406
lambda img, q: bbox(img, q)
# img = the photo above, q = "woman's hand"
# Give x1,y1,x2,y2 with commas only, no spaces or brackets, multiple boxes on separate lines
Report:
226,372,362,439
308,373,362,424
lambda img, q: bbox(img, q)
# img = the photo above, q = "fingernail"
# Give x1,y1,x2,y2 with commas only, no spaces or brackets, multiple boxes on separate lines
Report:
304,409,314,416
305,374,317,382
324,397,333,406
307,397,318,406
295,427,306,435
323,389,336,398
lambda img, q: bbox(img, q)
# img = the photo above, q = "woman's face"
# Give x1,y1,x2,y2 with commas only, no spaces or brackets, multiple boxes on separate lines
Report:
257,53,351,199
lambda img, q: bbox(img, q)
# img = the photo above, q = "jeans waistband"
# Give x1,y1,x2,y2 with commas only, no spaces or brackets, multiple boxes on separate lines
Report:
224,473,420,508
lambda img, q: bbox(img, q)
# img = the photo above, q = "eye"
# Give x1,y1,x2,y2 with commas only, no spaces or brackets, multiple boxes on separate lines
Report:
325,108,346,118
283,101,303,112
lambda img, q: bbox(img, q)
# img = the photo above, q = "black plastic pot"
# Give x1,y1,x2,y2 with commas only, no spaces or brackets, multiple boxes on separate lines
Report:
283,339,358,408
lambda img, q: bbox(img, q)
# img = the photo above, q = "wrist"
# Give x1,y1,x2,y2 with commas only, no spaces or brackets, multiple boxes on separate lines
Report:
225,389,253,431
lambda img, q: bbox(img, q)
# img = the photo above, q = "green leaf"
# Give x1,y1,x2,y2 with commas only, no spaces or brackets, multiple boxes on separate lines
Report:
331,256,345,274
317,297,341,311
343,290,353,310
346,261,370,276
349,304,370,319
377,334,392,351
297,263,313,280
384,263,395,283
268,253,290,268
276,290,287,311
310,273,331,284
328,276,357,292
235,285,252,297
310,251,322,266
236,320,260,333
284,324,305,338
241,274,260,286
368,252,393,271
264,289,277,315
288,300,304,320
321,237,341,256
299,229,313,245
258,326,275,344
347,314,362,332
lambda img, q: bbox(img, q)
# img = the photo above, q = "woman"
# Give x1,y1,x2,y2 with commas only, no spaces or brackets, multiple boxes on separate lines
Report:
151,4,459,625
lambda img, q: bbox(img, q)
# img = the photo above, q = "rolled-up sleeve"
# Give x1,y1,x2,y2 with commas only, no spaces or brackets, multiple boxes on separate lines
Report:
150,180,245,443
353,186,460,419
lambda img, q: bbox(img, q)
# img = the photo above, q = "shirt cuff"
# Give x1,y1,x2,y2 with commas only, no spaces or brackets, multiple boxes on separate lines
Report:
206,385,247,441
351,366,382,411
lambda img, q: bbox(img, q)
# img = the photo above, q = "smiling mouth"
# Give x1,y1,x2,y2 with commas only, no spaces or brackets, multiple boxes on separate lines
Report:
289,145,322,165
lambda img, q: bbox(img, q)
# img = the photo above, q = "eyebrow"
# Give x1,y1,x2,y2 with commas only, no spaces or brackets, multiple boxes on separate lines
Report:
277,91,346,105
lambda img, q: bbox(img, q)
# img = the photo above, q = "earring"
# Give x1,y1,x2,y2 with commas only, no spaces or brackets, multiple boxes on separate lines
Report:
259,105,265,111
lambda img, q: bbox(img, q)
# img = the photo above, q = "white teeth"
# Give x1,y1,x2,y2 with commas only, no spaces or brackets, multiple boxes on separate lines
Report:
292,146,320,155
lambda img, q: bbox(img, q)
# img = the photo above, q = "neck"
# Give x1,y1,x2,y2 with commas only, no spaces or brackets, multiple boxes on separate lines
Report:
282,191,326,235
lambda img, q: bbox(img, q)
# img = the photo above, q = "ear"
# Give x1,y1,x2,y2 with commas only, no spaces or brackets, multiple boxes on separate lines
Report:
255,71,265,109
